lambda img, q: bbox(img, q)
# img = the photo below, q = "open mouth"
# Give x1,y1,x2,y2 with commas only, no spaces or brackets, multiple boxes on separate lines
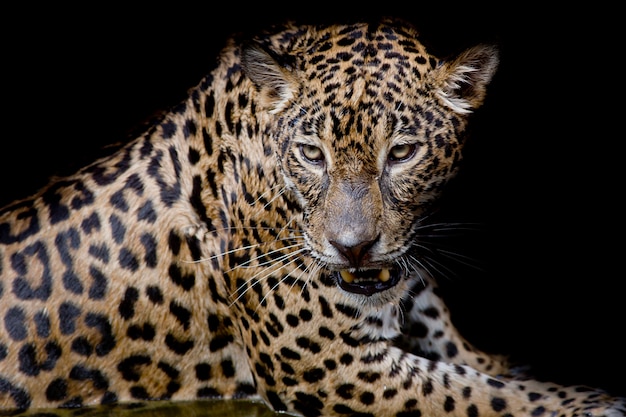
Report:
336,268,402,296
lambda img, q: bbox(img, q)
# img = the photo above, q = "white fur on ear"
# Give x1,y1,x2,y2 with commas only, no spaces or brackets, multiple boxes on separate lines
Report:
433,45,499,114
241,44,297,113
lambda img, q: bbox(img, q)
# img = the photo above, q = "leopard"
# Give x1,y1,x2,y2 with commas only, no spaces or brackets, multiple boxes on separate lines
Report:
1,16,624,417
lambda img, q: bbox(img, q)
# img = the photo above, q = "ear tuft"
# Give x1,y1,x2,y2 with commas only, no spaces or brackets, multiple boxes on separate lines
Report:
241,43,297,113
433,45,499,114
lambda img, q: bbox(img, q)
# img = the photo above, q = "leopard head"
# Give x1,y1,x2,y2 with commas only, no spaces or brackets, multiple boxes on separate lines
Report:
242,19,498,304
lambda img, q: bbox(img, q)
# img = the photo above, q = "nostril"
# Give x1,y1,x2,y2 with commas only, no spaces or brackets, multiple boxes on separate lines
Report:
329,236,379,267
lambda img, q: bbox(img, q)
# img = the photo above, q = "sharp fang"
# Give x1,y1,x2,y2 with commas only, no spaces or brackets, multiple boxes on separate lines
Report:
378,269,390,282
340,270,355,283
340,269,391,283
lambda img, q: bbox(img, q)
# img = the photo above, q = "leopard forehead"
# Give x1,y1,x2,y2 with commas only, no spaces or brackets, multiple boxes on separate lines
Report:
262,20,435,76
257,20,440,119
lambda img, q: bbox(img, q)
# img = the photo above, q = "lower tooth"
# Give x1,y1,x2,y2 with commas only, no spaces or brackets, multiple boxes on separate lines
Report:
378,269,390,282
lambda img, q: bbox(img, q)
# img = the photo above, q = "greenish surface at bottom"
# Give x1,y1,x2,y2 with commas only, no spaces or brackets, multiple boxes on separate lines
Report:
2,399,297,417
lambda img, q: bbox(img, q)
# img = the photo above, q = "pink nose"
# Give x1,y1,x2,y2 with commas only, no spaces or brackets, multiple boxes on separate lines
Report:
329,236,378,267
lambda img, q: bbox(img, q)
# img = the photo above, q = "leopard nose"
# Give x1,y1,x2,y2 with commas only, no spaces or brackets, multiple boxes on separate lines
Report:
329,236,379,267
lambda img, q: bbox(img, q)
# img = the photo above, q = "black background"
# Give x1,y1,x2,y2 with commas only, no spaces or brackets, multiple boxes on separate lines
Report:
2,4,624,397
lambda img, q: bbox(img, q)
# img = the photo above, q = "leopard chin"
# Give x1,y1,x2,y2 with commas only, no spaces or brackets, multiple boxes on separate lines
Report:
336,268,402,296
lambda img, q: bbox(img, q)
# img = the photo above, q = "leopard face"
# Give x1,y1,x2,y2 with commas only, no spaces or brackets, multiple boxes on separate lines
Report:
242,21,498,305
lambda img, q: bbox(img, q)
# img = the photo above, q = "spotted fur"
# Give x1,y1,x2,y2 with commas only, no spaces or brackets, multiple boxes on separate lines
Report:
1,18,624,417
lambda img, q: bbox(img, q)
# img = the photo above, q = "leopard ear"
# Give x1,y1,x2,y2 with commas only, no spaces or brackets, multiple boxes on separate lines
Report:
431,44,499,114
241,42,297,113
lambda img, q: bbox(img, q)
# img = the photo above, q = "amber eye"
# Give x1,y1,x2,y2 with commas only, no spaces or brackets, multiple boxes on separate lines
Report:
300,144,324,163
388,143,417,162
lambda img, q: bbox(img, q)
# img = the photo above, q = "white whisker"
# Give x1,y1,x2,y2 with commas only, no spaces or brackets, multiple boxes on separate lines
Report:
182,230,304,266
255,254,313,310
434,248,484,272
228,248,308,306
263,186,288,209
223,241,306,272
251,183,284,206
408,252,457,281
295,261,323,299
